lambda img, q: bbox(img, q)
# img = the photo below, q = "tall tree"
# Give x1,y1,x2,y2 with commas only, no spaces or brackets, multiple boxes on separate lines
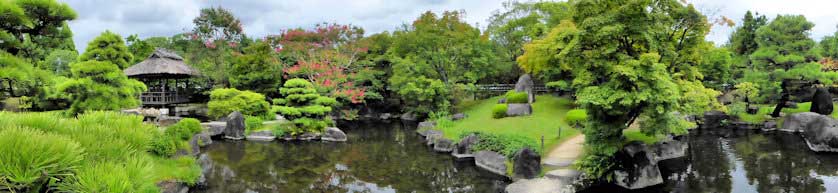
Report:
519,0,723,178
58,60,146,115
0,0,77,62
188,7,246,87
126,34,155,64
79,31,133,69
750,15,826,117
388,11,498,114
229,41,282,95
729,11,767,57
39,49,77,76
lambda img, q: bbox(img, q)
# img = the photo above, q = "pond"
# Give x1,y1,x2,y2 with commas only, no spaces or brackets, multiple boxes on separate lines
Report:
192,121,509,193
584,129,838,193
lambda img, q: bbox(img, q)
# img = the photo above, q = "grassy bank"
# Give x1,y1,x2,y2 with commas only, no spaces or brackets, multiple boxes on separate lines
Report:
734,102,838,123
0,111,200,192
437,95,580,155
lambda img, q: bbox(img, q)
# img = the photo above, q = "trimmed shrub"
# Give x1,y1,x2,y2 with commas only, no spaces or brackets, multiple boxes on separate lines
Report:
207,88,271,119
464,132,541,159
164,118,202,140
0,127,84,192
245,116,264,133
276,79,336,134
492,104,508,119
505,91,529,104
565,109,588,127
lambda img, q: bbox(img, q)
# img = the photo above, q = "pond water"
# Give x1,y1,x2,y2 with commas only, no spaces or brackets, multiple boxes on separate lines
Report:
192,121,509,193
584,129,838,193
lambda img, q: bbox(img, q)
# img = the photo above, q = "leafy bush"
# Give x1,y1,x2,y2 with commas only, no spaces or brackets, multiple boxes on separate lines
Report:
565,109,588,127
148,134,177,157
164,118,202,140
505,91,529,104
277,79,336,134
464,132,541,159
59,60,147,115
207,88,271,119
0,127,84,192
245,116,264,133
492,104,508,119
429,111,453,129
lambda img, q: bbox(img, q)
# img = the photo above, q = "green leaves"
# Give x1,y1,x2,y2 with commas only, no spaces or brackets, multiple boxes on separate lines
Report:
0,127,84,191
229,41,282,94
60,60,146,115
79,31,133,69
275,79,336,134
207,88,270,119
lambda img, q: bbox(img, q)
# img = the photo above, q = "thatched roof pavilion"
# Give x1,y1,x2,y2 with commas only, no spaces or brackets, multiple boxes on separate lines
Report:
125,49,201,106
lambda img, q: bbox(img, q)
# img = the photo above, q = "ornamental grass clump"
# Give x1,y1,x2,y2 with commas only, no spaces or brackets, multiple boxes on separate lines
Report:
274,78,337,135
0,127,84,192
207,88,271,119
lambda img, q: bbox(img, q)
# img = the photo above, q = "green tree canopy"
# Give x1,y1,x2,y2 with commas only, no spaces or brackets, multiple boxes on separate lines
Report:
229,41,282,95
39,49,77,76
58,60,146,115
0,0,77,61
79,31,134,69
126,34,155,64
519,0,723,178
729,11,767,57
388,11,498,114
274,78,337,135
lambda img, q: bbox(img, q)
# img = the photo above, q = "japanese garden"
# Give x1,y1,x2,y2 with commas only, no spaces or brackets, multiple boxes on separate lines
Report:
5,0,838,192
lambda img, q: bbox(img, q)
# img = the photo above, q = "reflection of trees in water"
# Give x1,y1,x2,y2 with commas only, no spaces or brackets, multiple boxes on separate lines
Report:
731,133,833,193
197,122,505,193
679,133,733,193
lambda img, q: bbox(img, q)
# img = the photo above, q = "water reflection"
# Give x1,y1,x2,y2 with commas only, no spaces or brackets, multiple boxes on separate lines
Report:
645,130,838,193
193,121,508,193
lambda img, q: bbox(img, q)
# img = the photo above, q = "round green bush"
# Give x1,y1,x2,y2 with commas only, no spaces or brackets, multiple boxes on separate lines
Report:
207,88,271,119
148,134,177,157
492,104,508,119
505,91,529,104
565,109,588,127
164,118,202,140
0,127,84,191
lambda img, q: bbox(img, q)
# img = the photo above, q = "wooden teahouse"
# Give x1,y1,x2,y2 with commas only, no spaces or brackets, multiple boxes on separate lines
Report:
124,49,201,106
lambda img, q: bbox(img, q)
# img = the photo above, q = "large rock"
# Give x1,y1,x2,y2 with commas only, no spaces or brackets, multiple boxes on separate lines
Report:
802,115,838,152
157,116,183,127
195,154,213,189
612,142,663,190
475,150,508,176
700,110,729,129
782,112,824,133
433,138,454,153
424,130,443,146
811,87,834,115
188,135,201,156
201,121,226,137
157,181,189,193
651,135,687,161
193,132,213,147
245,130,275,141
224,111,245,140
452,113,467,121
454,134,480,155
417,121,436,131
512,148,541,179
400,112,417,121
322,127,347,142
514,74,536,103
506,103,532,117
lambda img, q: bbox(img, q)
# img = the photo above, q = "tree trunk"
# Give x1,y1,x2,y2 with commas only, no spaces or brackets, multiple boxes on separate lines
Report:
771,80,790,117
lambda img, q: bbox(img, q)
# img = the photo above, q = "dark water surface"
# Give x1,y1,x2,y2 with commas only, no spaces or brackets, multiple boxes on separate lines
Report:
193,121,508,193
587,129,838,193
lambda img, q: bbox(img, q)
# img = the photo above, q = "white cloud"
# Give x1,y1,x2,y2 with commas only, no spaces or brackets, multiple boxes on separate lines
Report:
60,0,838,51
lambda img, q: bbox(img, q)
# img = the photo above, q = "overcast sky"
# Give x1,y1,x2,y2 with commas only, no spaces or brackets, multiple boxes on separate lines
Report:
60,0,838,51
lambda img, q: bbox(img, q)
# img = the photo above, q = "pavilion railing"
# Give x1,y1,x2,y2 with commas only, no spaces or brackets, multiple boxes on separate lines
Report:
140,91,189,105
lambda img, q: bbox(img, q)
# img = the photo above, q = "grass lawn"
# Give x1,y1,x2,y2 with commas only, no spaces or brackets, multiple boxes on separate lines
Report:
438,95,580,154
735,102,838,123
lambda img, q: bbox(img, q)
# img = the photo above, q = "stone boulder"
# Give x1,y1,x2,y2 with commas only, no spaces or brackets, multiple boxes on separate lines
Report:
802,115,838,152
454,134,479,155
224,111,246,140
782,112,823,133
400,112,417,121
651,135,687,161
322,127,348,142
512,148,541,179
157,181,189,193
298,132,320,141
417,121,436,131
193,132,213,147
452,113,467,121
700,110,729,129
475,150,508,176
245,130,275,141
763,120,778,131
157,116,183,127
379,113,393,120
506,103,532,117
433,138,454,153
195,154,213,189
811,87,834,115
188,135,201,156
424,130,443,146
612,142,663,190
201,121,226,137
514,74,536,103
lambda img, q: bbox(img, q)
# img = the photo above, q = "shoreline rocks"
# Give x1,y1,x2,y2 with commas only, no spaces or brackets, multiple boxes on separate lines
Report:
245,130,276,141
506,103,532,117
322,127,348,142
475,150,508,176
224,111,245,140
513,148,541,179
781,112,822,133
802,115,838,152
613,142,663,190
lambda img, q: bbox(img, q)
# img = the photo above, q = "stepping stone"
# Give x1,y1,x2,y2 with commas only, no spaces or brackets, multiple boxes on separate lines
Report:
505,178,572,193
542,158,575,168
545,169,581,184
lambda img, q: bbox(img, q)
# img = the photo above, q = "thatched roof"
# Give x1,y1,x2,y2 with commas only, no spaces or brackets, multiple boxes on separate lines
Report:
124,49,200,78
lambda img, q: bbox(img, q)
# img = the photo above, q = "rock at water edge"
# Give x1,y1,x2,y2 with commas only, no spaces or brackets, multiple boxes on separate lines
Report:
782,112,824,133
322,127,348,142
811,87,834,115
700,110,729,129
433,138,454,153
513,148,541,179
651,135,687,161
475,150,508,176
613,142,663,190
201,121,226,137
224,111,245,140
802,115,838,152
245,130,276,141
